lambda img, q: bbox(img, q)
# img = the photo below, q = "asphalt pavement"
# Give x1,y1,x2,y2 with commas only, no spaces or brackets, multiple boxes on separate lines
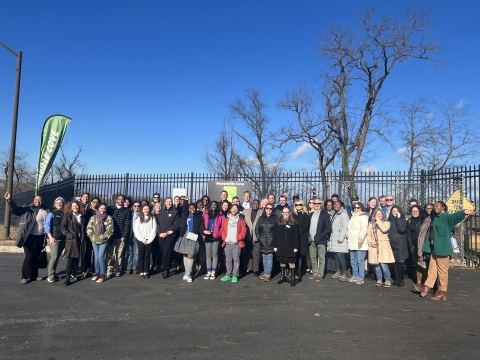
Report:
0,253,479,360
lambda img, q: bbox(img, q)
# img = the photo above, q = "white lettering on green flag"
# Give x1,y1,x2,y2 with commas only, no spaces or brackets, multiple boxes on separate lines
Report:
35,115,71,194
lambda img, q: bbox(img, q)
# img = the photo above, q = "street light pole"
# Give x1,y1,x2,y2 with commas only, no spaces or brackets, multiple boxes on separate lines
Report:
0,42,22,239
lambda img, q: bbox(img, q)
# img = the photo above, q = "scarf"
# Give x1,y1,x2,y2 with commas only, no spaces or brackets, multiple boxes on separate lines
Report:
96,212,108,235
416,216,431,269
372,224,379,246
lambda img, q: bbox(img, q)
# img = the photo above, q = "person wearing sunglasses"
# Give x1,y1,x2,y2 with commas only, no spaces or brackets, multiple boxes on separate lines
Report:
346,202,369,284
292,200,311,278
255,204,278,282
308,199,332,282
273,208,299,287
384,195,395,219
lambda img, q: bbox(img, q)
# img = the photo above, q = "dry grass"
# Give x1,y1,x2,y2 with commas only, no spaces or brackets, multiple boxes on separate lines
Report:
0,224,17,245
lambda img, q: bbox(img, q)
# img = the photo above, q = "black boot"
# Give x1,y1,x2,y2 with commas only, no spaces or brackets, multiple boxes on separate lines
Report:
64,271,71,286
290,268,295,287
277,268,285,284
397,264,405,287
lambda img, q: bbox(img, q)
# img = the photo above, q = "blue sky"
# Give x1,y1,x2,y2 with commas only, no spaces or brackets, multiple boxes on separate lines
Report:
1,0,479,176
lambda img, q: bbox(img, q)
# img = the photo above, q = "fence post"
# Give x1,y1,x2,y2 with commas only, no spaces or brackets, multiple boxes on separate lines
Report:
461,171,465,266
190,172,194,199
124,173,129,197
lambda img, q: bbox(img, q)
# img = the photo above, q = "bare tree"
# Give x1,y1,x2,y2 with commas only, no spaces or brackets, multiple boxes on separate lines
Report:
277,84,340,199
203,118,238,180
319,7,441,177
0,149,36,193
396,98,478,175
229,90,286,197
52,145,87,181
396,99,435,179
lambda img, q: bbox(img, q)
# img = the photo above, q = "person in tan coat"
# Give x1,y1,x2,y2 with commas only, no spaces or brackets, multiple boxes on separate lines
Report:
367,209,395,287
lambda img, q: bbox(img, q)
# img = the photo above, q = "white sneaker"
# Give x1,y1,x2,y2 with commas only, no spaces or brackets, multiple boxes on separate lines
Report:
204,272,211,280
187,275,193,283
347,276,357,283
210,272,216,280
183,273,188,280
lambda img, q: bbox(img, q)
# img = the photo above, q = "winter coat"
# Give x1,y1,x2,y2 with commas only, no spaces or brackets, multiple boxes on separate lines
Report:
407,215,423,248
311,209,332,246
202,211,223,240
107,205,131,239
255,213,277,254
156,207,179,233
367,221,395,264
273,221,300,259
243,208,263,242
86,215,114,244
388,216,409,261
346,212,369,251
421,211,465,256
292,212,310,256
61,213,86,259
328,208,349,253
8,200,48,248
221,215,247,249
47,209,65,240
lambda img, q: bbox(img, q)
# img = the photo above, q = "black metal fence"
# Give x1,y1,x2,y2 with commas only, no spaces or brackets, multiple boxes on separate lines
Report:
0,177,75,227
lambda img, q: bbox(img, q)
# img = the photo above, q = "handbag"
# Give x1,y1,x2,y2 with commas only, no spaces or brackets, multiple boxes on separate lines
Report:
186,232,198,241
451,237,460,254
38,250,48,268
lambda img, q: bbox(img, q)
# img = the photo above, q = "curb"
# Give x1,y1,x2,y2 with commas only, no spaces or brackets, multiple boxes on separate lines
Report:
0,246,51,254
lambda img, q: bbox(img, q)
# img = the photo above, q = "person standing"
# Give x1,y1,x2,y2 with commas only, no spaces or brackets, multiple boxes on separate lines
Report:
244,199,263,277
308,199,332,282
4,192,48,284
346,202,369,285
201,201,222,279
388,205,409,286
292,200,310,278
406,205,424,283
242,191,252,210
169,198,205,282
273,207,299,287
45,197,66,283
157,197,179,278
255,204,277,282
107,195,131,278
134,204,158,279
367,209,395,287
86,203,114,283
328,201,350,282
414,203,475,300
61,200,86,286
126,201,141,274
220,204,247,283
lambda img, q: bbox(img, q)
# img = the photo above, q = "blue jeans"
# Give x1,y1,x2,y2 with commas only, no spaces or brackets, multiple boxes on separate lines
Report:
350,250,366,279
374,263,391,282
261,253,273,276
92,243,108,275
126,236,138,270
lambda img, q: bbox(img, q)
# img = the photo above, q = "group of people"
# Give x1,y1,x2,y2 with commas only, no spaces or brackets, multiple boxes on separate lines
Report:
5,189,474,298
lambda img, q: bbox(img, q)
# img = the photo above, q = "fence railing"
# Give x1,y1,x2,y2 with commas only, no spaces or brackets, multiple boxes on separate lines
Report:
0,177,75,228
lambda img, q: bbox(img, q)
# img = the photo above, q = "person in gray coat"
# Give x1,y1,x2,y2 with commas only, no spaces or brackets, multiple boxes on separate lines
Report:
328,201,350,281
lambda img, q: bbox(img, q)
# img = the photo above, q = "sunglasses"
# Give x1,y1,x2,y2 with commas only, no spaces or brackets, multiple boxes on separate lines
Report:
265,207,273,210
314,202,322,205
386,199,394,201
295,204,302,206
354,206,361,209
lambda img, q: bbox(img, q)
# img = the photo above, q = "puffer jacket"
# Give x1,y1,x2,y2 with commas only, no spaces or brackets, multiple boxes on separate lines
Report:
388,215,409,261
347,212,369,251
328,208,349,253
255,213,277,254
8,200,48,248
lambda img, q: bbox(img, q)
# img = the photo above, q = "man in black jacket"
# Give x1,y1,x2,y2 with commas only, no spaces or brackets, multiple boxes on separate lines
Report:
308,199,332,282
106,195,131,277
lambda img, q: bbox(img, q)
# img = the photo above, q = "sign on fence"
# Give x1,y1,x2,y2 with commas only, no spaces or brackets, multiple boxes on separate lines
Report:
445,189,475,214
172,188,187,198
208,181,253,202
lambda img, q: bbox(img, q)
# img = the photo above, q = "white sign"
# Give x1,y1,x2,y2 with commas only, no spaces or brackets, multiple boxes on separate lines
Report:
172,188,187,198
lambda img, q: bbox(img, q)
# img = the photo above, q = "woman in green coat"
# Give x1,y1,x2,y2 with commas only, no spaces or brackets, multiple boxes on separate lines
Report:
413,201,475,300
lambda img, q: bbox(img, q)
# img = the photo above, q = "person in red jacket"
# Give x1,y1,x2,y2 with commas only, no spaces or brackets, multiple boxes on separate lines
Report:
220,204,247,283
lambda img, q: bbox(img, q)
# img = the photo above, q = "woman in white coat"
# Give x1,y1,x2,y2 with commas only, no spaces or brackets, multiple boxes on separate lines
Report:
346,202,369,284
328,201,350,282
134,205,157,279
